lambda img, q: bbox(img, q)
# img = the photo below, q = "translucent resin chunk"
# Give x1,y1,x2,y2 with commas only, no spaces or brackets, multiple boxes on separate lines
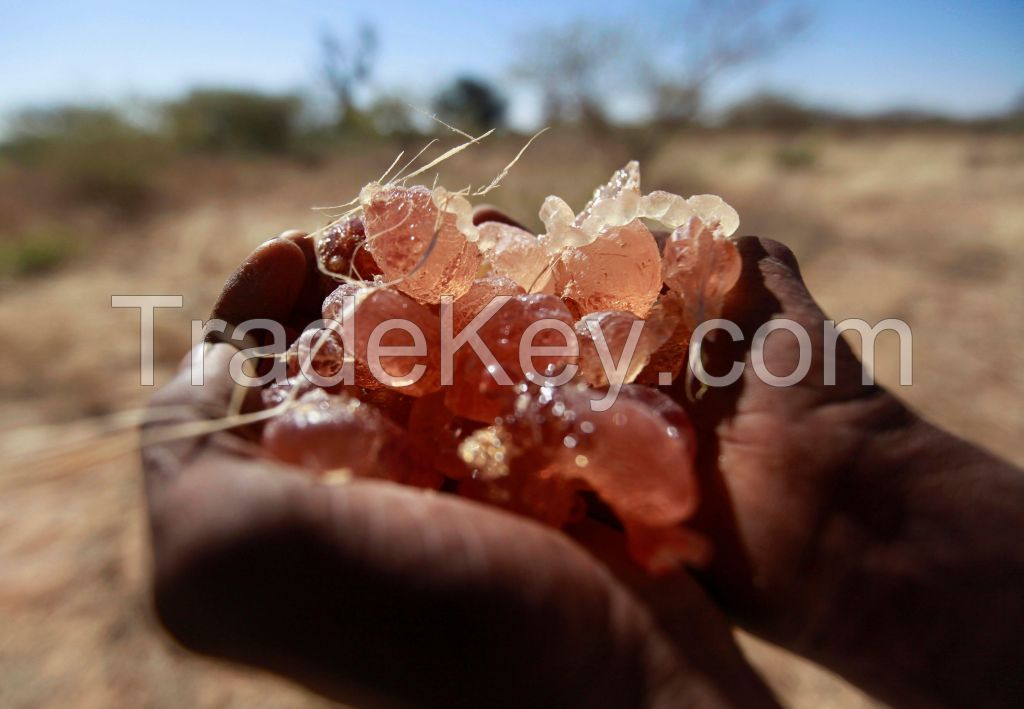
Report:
262,388,435,485
556,219,662,318
662,216,742,332
489,384,704,572
444,294,576,423
479,221,555,293
361,184,482,303
574,311,671,387
450,275,524,334
322,283,442,396
316,217,382,280
407,392,482,480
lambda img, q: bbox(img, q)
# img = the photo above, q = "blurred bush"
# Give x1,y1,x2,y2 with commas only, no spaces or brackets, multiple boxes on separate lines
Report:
361,95,422,139
2,106,165,212
432,76,507,133
163,89,302,154
724,93,827,132
1009,93,1024,130
774,141,818,169
0,224,78,278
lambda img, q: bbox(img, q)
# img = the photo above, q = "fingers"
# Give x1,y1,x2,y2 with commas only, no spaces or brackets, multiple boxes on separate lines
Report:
150,472,696,708
739,236,803,279
729,235,881,399
211,236,308,328
725,236,817,328
143,343,253,475
158,343,242,418
570,521,779,705
277,230,333,323
472,204,530,231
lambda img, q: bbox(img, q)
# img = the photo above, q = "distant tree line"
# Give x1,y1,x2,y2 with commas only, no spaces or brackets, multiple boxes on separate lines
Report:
2,0,1020,188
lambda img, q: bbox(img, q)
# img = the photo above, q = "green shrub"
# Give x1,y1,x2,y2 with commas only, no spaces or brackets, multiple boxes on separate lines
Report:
725,93,828,132
3,106,164,212
0,225,78,278
774,142,818,170
164,89,302,154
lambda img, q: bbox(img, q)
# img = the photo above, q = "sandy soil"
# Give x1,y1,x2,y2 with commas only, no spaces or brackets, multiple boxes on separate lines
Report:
1,130,1020,707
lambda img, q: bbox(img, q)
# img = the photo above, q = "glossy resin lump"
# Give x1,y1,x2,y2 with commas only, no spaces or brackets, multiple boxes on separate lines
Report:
258,162,742,575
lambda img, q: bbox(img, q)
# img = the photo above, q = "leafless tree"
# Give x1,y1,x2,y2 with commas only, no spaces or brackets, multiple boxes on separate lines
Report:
650,0,809,125
514,2,807,131
320,22,378,127
512,20,631,128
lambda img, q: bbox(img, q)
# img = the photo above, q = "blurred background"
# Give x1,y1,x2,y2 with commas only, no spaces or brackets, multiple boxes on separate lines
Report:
1,0,1021,706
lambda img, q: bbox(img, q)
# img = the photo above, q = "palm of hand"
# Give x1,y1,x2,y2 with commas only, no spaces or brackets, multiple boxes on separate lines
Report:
144,229,776,707
674,237,904,639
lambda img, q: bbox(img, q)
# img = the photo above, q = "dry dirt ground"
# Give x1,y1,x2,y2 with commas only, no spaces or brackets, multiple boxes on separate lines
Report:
1,130,1021,707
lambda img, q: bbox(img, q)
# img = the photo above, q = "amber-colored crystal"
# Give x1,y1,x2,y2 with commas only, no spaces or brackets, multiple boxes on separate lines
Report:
407,392,482,479
574,310,672,387
316,216,382,281
556,219,662,318
361,184,482,303
479,221,554,293
444,294,576,423
322,283,441,396
662,216,742,331
450,275,524,334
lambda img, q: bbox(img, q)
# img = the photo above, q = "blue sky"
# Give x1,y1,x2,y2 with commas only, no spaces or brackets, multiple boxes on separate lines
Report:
1,0,1021,125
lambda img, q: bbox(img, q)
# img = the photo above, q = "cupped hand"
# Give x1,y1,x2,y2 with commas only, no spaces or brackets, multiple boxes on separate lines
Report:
142,223,778,708
660,236,913,633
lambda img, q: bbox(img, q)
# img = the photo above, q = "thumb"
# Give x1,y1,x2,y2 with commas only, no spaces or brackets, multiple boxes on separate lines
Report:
472,204,530,231
210,235,307,330
724,236,821,330
142,343,255,479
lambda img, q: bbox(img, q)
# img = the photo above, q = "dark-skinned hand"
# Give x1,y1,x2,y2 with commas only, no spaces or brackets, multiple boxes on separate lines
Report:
146,207,1024,708
142,209,778,709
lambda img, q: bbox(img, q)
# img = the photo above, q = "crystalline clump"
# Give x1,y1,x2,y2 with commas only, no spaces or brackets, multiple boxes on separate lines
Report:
635,292,691,384
479,222,555,293
538,162,740,257
556,219,663,317
500,384,698,527
662,216,743,332
574,160,642,234
538,196,590,253
407,393,481,480
444,293,576,423
431,186,480,244
316,217,382,280
574,311,673,388
488,384,705,572
259,159,747,576
539,161,645,255
457,426,512,481
456,424,585,527
360,183,482,303
634,191,740,236
685,195,740,237
285,328,346,379
322,283,442,396
263,389,404,478
450,275,524,333
638,191,694,229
